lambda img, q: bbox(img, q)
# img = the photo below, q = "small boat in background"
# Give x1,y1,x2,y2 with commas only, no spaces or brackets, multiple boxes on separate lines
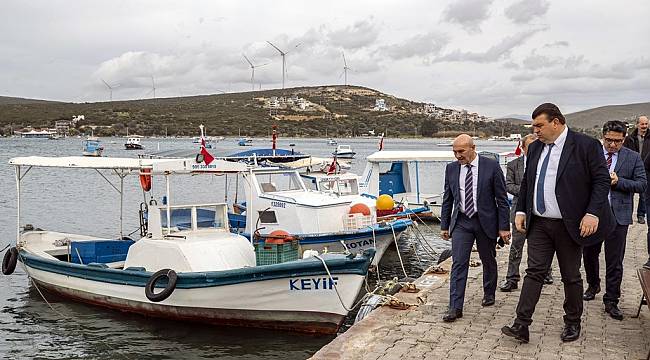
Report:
238,138,253,146
82,137,104,157
125,135,144,150
327,138,337,146
332,145,356,159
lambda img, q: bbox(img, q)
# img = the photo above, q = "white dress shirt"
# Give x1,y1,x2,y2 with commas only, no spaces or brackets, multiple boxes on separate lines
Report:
459,155,479,215
603,146,618,202
532,126,569,219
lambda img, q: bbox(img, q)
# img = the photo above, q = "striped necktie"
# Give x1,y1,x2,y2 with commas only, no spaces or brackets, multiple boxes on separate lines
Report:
606,152,613,170
465,164,475,217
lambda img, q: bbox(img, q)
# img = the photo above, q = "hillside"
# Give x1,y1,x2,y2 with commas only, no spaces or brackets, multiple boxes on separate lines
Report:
494,117,530,125
0,86,526,137
0,96,59,105
566,102,650,129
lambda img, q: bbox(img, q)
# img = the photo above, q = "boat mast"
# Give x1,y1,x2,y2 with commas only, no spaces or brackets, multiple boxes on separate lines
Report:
119,169,124,239
15,165,20,246
165,173,171,235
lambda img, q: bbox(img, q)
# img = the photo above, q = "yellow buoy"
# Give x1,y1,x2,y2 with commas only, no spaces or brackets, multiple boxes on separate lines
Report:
376,194,395,211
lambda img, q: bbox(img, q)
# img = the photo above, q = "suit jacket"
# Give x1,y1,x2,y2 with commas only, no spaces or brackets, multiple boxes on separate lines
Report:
440,155,510,239
506,156,525,212
623,127,650,160
610,146,647,225
516,129,615,246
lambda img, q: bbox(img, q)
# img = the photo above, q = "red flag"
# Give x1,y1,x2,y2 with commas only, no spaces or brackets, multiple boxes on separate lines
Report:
379,136,384,151
327,156,338,175
200,137,215,165
514,140,522,156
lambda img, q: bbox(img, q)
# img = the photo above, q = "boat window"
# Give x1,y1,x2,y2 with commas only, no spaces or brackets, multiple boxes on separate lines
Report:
196,206,225,229
160,208,192,231
160,205,227,231
318,178,358,196
257,172,304,193
258,210,278,224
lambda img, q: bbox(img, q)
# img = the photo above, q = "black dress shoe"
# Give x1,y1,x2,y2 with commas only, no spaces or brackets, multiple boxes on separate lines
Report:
561,324,581,342
543,273,554,285
605,302,624,320
481,296,495,306
499,281,518,292
583,285,601,301
442,308,463,322
644,258,650,270
501,323,529,343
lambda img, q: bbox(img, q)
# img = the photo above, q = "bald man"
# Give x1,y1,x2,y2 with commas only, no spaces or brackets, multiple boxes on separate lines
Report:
440,134,511,322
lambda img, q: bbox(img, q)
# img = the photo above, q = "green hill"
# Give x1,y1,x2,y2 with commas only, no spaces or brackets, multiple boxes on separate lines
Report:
0,86,526,137
566,102,650,130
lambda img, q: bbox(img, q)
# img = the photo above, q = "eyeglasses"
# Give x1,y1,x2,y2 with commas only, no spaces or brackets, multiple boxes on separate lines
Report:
603,138,624,144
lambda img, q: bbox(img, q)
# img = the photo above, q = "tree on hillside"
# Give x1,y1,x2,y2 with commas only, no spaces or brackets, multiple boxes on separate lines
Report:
420,119,439,137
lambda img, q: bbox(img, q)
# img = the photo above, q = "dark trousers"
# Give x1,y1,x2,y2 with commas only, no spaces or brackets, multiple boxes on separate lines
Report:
638,191,646,217
449,212,497,310
505,206,552,283
582,224,628,304
515,216,583,327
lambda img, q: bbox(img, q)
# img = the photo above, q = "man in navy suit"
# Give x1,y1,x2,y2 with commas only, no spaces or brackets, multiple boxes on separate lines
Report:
440,134,511,322
501,103,615,343
582,120,647,320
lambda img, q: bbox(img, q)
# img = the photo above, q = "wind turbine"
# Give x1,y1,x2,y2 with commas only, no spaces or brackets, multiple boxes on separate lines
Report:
266,41,301,89
339,52,353,86
243,54,270,91
101,79,120,101
145,75,156,99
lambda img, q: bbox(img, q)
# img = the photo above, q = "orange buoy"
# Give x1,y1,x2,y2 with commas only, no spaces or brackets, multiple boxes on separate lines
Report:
349,203,371,216
266,229,294,244
139,168,152,192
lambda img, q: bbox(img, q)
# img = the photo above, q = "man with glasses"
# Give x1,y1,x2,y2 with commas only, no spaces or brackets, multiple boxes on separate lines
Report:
623,115,649,224
582,121,646,320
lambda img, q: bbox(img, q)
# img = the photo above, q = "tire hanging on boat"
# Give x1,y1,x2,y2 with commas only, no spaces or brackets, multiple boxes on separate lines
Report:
145,268,177,302
139,168,152,192
2,247,18,275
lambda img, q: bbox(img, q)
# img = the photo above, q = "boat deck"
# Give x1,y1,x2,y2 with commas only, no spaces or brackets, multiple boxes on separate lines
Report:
311,221,650,359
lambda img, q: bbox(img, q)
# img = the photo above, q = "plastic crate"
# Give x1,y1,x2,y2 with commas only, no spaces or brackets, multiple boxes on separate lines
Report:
343,213,373,230
254,240,299,265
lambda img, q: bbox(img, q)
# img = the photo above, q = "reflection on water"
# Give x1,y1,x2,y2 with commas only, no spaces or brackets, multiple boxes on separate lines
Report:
0,137,514,358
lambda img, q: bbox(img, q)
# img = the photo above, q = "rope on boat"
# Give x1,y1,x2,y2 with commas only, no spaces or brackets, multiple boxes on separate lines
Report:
370,226,381,281
16,252,132,360
0,244,9,253
313,254,374,312
389,223,408,279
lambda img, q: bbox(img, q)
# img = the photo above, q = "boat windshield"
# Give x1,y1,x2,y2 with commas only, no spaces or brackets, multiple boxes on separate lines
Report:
160,204,227,232
318,177,358,196
256,172,305,193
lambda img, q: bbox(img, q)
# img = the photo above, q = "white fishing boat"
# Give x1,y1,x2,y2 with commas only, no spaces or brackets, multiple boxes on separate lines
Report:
125,135,144,150
2,156,374,334
327,138,337,146
227,168,411,264
332,145,356,159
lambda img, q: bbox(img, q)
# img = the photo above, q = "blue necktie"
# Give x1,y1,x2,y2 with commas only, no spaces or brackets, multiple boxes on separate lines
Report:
536,143,555,214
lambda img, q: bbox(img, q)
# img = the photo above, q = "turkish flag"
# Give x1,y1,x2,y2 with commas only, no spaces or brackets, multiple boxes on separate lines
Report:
201,138,215,165
514,140,522,156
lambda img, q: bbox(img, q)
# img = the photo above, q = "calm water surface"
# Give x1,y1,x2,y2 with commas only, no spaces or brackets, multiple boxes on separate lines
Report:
0,136,516,359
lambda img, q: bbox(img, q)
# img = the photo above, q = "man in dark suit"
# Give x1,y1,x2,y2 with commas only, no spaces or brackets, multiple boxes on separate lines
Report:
500,134,554,292
622,115,649,224
440,134,511,322
501,103,614,343
582,121,647,320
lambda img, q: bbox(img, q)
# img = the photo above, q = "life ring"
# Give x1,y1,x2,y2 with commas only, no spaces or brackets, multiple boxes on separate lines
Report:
145,268,177,302
195,153,204,164
2,247,18,275
139,168,152,192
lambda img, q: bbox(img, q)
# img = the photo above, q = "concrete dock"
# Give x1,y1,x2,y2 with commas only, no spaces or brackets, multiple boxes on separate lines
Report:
312,223,650,359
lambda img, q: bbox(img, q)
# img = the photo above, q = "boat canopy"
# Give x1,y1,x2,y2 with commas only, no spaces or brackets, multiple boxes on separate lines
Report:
366,151,456,163
8,156,249,174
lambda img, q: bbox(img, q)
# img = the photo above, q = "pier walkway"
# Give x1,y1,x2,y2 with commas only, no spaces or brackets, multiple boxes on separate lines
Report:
312,223,650,359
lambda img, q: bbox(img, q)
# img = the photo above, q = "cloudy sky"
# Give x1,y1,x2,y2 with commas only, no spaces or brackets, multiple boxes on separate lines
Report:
1,0,649,117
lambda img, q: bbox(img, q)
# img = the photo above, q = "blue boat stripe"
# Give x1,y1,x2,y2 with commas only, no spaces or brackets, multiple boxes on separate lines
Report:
19,250,373,289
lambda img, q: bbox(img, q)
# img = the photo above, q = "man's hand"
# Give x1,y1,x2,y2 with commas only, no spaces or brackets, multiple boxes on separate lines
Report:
610,172,618,185
441,230,450,241
499,230,511,245
515,214,526,233
580,215,599,237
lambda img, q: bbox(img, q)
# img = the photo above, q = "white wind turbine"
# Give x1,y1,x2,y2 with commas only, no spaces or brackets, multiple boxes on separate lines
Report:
145,75,156,99
339,52,353,86
266,41,301,89
101,79,120,101
243,54,270,91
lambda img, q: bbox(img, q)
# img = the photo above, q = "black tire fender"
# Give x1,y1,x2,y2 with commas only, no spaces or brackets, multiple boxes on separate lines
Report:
2,247,18,275
145,269,178,302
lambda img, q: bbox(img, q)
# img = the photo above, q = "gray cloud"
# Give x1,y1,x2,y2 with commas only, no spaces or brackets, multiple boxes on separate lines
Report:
511,56,650,83
543,40,569,48
505,0,550,24
443,0,495,33
327,19,380,50
378,32,449,60
435,28,544,63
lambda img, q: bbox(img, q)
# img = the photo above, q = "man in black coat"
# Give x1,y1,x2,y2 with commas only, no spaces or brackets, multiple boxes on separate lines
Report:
622,115,649,224
501,103,614,343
